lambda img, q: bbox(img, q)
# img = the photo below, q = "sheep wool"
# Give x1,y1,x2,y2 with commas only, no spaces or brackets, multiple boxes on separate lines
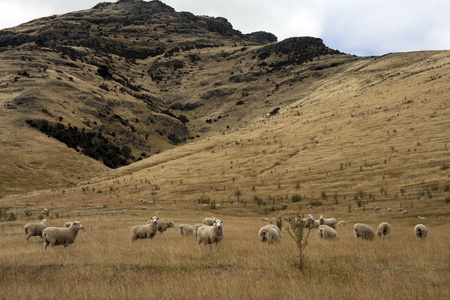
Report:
414,224,428,239
178,224,195,236
156,220,175,233
131,216,159,242
377,222,391,237
197,219,224,250
24,219,49,242
304,215,320,229
318,225,338,240
259,224,282,244
353,223,375,241
42,221,84,252
319,215,337,229
337,220,346,227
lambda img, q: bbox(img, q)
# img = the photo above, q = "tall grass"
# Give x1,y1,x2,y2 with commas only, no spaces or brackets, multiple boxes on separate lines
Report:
1,208,449,299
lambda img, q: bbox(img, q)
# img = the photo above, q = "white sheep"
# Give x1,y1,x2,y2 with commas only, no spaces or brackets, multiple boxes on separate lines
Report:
373,206,381,212
318,225,338,240
414,224,427,239
376,222,391,237
418,216,426,220
261,217,270,222
42,221,84,252
388,208,392,212
178,224,195,236
401,210,408,215
197,219,224,250
319,215,337,229
193,223,204,238
337,220,346,227
304,215,320,229
151,220,175,234
24,219,49,242
353,223,375,241
396,208,404,212
203,217,215,226
258,225,282,244
131,216,159,242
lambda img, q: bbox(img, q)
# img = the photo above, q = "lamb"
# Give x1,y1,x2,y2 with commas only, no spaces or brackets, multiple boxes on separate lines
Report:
196,219,224,250
203,217,216,226
318,225,338,240
337,220,346,227
42,221,84,252
131,216,159,242
24,219,49,242
258,225,282,244
414,224,427,239
152,220,174,234
377,222,391,237
319,215,337,229
353,223,375,241
178,224,195,236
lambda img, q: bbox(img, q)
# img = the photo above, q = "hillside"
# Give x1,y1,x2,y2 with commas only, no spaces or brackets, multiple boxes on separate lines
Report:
0,0,449,203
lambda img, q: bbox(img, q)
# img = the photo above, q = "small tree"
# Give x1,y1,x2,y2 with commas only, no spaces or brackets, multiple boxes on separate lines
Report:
286,217,312,270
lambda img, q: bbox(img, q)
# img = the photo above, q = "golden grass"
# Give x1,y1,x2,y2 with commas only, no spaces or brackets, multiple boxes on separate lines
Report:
0,206,449,300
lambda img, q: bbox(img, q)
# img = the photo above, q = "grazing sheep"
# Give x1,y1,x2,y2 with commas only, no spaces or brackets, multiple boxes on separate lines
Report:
414,224,428,239
318,225,338,240
319,215,337,229
259,224,282,244
197,219,224,250
131,216,159,242
337,220,346,227
153,220,175,234
178,224,195,236
304,215,320,229
401,210,408,215
377,222,391,237
24,219,49,242
396,208,404,212
203,217,215,226
388,208,392,212
418,216,426,220
373,206,381,212
353,223,375,241
42,221,84,252
261,217,270,222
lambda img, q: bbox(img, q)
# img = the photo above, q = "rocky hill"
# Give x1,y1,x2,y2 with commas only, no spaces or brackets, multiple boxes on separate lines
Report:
0,0,448,199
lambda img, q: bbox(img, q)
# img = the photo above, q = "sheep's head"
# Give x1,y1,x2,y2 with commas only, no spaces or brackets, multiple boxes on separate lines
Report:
213,219,223,229
319,215,324,220
42,219,49,225
71,221,84,231
150,216,159,224
169,221,175,228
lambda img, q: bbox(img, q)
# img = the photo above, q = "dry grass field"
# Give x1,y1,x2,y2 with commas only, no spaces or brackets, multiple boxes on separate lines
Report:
0,204,449,299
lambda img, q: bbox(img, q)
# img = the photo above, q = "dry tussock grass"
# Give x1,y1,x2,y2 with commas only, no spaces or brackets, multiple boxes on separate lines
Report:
0,205,449,299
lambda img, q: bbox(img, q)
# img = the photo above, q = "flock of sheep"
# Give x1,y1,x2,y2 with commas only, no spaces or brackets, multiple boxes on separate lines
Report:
23,212,428,252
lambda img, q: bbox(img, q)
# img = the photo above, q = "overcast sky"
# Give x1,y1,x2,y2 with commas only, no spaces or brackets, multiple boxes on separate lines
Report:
0,0,449,56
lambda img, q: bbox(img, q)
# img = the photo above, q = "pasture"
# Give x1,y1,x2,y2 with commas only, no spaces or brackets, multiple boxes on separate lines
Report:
1,199,448,300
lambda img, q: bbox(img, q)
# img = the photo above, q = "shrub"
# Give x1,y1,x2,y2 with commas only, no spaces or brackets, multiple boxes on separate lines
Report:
286,217,312,270
291,194,302,203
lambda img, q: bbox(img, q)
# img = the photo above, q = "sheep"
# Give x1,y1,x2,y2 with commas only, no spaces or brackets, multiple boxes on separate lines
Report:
396,208,404,212
42,221,84,252
178,224,195,236
24,219,49,242
414,224,427,239
203,217,215,226
353,223,375,241
261,217,270,222
388,208,392,212
193,223,204,238
337,220,346,227
318,225,338,240
131,216,159,242
401,210,408,215
304,215,320,229
259,224,281,244
418,216,426,220
196,219,223,250
373,206,381,212
155,220,175,234
319,215,337,229
377,222,391,237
